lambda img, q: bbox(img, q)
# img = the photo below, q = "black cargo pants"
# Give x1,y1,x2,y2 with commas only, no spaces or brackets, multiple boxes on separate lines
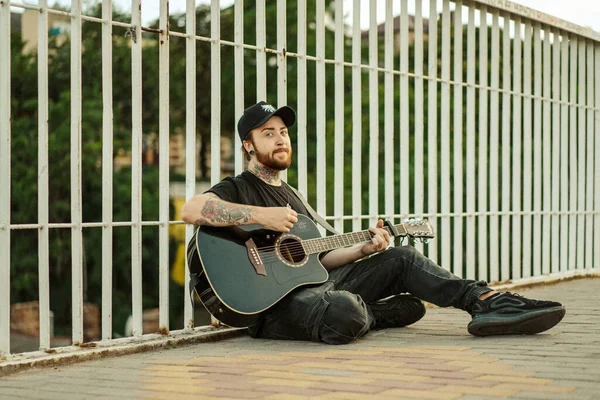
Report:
248,245,492,344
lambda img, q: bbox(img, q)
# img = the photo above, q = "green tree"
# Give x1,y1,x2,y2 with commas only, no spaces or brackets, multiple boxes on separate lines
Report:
9,6,182,337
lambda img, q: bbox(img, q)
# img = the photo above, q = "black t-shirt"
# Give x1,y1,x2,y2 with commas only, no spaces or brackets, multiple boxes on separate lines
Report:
206,170,310,217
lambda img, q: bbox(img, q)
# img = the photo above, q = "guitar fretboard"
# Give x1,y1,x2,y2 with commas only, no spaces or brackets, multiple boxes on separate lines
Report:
301,226,404,255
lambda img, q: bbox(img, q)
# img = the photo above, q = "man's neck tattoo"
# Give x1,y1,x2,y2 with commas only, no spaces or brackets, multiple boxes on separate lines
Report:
249,163,281,185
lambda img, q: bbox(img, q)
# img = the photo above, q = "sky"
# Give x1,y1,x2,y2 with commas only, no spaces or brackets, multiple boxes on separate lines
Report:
120,0,600,33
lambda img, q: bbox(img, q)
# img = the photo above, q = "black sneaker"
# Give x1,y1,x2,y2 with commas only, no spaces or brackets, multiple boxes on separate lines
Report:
370,294,426,330
468,292,566,337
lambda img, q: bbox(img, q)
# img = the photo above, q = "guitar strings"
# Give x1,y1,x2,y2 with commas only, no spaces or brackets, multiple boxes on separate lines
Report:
255,241,362,264
252,237,366,254
255,243,318,263
257,244,308,259
248,226,404,255
252,231,380,253
255,233,425,263
235,224,431,264
253,235,416,264
248,226,431,262
253,232,394,262
256,240,363,256
255,234,426,263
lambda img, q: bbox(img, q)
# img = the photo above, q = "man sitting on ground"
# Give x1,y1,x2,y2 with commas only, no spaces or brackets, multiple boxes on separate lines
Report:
180,101,566,344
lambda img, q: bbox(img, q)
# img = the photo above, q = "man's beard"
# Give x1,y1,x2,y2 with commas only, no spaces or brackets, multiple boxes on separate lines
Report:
254,147,293,171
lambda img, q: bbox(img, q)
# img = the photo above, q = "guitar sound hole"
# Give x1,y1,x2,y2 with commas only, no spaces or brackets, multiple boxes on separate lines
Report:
278,238,306,265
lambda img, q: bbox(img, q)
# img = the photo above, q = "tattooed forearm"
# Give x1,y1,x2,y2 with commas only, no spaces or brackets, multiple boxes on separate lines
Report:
194,199,254,226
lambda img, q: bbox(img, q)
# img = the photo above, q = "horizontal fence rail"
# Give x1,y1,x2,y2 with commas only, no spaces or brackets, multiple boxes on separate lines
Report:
1,0,599,357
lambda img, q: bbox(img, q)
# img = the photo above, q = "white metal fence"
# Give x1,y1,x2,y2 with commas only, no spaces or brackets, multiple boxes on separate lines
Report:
1,0,599,356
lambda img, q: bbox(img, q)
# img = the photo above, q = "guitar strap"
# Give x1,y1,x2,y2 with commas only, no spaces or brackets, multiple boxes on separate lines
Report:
187,230,202,307
189,273,201,307
286,184,340,235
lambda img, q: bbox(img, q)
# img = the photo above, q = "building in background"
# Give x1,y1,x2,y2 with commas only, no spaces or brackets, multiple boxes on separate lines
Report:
19,9,71,53
362,15,430,54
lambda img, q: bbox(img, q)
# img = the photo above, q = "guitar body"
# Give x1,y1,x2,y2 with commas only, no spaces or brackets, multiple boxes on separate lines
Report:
187,214,329,327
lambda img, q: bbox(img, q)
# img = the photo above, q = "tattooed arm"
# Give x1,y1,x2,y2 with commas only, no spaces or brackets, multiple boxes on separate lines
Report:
180,193,298,232
180,193,253,226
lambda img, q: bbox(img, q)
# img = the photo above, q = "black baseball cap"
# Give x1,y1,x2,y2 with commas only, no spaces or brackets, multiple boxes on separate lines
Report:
237,101,296,141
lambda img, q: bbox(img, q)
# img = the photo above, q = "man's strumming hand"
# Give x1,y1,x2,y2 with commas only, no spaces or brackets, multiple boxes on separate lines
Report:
257,207,298,232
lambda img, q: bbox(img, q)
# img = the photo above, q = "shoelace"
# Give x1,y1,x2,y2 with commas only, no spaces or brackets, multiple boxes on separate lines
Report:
504,292,548,306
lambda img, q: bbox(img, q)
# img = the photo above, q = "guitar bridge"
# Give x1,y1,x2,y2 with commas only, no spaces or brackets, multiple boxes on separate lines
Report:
245,238,266,276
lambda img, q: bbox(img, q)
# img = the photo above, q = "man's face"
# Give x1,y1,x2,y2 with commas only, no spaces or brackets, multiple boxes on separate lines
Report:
247,116,292,171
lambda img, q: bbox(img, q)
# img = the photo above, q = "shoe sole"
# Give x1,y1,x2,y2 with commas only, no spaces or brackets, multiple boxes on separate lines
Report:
467,306,566,337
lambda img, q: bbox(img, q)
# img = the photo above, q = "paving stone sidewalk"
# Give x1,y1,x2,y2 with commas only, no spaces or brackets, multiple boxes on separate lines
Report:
1,277,599,399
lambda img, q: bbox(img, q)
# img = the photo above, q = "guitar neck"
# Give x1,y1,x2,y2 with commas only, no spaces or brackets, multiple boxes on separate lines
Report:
301,225,407,255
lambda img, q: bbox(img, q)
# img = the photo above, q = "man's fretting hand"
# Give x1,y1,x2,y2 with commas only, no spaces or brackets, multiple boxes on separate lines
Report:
258,207,298,232
360,219,391,256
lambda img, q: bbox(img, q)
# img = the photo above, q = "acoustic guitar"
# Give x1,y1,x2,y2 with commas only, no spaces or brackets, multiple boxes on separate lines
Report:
187,214,434,327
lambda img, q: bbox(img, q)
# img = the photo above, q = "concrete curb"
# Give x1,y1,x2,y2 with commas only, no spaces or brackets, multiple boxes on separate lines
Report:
490,270,600,291
0,326,245,377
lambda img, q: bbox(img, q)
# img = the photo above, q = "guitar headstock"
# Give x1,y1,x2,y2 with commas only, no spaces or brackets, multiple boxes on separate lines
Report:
402,218,435,241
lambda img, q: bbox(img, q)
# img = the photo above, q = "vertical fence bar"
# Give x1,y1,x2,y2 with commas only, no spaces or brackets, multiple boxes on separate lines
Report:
532,22,542,278
277,0,287,110
427,0,438,263
560,34,569,273
158,0,170,331
586,42,594,270
234,0,243,172
184,0,197,329
210,0,221,325
400,0,409,223
351,0,361,232
316,0,326,224
500,15,511,282
542,27,552,276
551,29,561,275
211,0,221,187
489,11,500,283
71,0,84,344
368,0,378,228
297,0,307,197
130,0,143,337
38,0,51,349
478,5,488,282
577,40,586,270
334,0,344,232
234,0,244,175
511,17,522,282
277,0,287,183
440,0,450,270
256,0,266,101
592,44,600,274
101,0,114,341
569,37,578,271
384,0,394,223
465,5,475,280
0,0,11,356
522,24,532,278
414,0,424,254
452,1,463,278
